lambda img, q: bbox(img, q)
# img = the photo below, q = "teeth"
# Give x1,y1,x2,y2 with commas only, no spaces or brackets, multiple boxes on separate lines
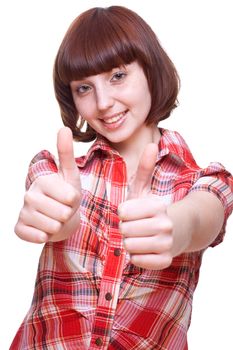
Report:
104,113,125,124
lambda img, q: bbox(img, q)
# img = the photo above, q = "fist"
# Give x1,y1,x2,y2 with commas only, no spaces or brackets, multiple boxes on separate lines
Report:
118,144,174,270
15,127,81,243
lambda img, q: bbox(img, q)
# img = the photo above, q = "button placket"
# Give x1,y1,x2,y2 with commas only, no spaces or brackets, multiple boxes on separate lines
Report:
90,158,127,349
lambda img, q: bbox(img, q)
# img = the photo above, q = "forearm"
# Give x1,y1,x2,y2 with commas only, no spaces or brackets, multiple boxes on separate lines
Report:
167,191,225,256
119,186,225,270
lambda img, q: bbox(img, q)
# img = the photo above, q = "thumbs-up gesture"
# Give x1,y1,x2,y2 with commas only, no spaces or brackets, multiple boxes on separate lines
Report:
118,144,173,270
15,127,81,243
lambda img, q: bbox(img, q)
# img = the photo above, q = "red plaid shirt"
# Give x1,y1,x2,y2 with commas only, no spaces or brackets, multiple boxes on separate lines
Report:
11,129,233,350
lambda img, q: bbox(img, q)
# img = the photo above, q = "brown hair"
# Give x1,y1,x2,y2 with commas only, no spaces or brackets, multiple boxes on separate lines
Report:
53,6,180,142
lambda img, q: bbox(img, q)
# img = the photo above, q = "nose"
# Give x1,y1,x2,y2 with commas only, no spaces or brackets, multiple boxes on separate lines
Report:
95,86,114,111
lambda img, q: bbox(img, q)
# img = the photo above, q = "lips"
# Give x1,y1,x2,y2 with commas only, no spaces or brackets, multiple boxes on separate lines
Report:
101,111,127,129
103,111,127,124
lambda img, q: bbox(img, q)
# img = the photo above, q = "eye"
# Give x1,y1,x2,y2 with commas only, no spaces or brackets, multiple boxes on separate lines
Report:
76,84,91,95
111,71,127,82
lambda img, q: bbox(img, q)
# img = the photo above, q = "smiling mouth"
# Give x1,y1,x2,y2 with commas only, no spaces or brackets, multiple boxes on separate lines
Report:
101,111,127,129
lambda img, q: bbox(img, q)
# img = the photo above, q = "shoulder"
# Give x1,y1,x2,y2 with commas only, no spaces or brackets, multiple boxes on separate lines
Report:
159,128,191,151
159,128,197,168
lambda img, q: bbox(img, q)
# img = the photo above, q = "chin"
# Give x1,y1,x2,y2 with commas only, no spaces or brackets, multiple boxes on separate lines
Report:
106,133,130,145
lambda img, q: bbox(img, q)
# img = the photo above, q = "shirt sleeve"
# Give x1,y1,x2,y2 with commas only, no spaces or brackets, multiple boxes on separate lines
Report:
26,150,58,190
188,162,233,247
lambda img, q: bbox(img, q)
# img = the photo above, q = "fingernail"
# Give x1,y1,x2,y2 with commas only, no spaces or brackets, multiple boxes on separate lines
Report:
39,233,48,243
117,204,123,219
119,221,125,235
123,238,128,249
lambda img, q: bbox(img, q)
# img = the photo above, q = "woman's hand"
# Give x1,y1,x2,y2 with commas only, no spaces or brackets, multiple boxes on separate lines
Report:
118,144,174,270
14,127,81,243
118,142,225,270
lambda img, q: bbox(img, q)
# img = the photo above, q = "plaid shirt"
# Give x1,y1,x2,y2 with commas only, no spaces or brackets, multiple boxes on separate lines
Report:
11,129,233,350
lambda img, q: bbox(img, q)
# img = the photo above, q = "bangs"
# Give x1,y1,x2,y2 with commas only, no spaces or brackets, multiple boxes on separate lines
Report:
56,8,138,84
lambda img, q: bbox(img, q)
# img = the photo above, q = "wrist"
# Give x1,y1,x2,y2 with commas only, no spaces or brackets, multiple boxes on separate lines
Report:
167,202,195,257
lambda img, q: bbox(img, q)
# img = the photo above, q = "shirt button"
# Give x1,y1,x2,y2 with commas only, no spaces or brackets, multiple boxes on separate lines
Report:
114,248,121,256
105,292,112,301
95,337,103,346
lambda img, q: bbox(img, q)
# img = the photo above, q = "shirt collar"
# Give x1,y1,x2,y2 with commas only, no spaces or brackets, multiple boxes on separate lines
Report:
75,135,120,168
76,128,195,168
158,128,196,167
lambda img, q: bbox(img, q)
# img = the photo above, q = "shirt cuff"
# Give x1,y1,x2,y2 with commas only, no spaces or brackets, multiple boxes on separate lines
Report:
189,175,233,247
26,150,58,190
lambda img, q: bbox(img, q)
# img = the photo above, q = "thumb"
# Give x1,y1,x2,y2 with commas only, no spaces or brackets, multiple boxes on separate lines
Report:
57,127,80,188
128,143,158,199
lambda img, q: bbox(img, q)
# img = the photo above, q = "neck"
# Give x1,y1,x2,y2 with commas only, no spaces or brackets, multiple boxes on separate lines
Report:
114,125,161,180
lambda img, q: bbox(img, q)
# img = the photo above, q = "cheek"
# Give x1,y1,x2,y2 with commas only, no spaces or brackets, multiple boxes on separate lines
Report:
71,95,81,116
132,88,151,114
141,85,152,114
129,77,151,106
75,99,94,120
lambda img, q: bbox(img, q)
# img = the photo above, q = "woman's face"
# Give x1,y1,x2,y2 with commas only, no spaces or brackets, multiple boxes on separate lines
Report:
70,61,152,149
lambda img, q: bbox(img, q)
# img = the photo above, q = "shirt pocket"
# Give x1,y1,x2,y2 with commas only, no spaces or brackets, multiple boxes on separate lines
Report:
112,291,190,349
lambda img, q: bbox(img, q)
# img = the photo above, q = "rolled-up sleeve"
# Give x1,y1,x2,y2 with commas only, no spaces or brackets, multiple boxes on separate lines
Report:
26,150,58,190
189,162,233,247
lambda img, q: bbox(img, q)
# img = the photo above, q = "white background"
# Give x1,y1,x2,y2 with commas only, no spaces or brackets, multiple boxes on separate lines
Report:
0,1,232,349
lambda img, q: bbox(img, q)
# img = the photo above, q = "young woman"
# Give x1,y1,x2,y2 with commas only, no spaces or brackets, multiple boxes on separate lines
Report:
11,6,233,349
